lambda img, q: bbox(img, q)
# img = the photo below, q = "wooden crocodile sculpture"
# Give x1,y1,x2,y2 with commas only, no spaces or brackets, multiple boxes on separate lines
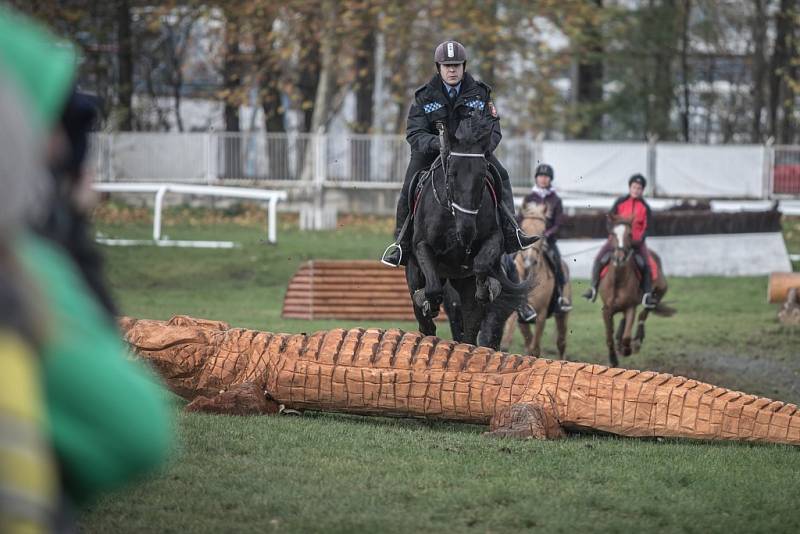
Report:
120,315,800,445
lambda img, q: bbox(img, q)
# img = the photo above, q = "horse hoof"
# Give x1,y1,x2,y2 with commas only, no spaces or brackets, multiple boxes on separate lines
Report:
632,340,641,354
412,289,433,316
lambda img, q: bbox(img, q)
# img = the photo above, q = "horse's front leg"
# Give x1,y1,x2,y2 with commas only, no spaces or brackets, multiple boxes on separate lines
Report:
602,306,618,367
414,241,444,318
620,307,636,357
405,255,436,336
450,277,481,345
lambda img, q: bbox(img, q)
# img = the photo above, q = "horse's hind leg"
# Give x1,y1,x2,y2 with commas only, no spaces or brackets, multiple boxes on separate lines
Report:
603,307,618,367
519,321,534,354
632,308,649,353
615,316,626,350
530,315,547,357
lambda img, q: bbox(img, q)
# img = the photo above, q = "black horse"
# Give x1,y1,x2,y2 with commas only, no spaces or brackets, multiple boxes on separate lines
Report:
405,112,530,347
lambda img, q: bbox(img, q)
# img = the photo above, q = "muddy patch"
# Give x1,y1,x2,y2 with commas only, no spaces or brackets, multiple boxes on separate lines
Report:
648,350,800,405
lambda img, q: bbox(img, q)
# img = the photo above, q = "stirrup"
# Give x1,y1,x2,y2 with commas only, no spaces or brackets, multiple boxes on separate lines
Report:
642,292,657,309
558,296,572,312
380,243,402,267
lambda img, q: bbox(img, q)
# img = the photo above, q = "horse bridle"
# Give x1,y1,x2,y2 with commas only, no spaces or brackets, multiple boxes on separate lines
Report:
434,151,486,217
611,223,634,266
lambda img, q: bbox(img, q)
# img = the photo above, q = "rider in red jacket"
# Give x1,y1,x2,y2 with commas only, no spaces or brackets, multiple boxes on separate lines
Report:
582,174,657,309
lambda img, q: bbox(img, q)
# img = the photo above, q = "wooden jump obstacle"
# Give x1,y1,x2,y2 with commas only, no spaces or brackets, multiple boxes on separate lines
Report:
282,260,415,320
767,272,800,303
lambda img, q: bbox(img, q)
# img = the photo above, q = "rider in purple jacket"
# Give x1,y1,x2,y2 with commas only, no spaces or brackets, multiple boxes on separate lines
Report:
517,163,571,320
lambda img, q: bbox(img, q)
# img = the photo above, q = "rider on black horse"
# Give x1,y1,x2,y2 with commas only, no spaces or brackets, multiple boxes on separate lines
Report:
381,40,537,268
582,173,658,309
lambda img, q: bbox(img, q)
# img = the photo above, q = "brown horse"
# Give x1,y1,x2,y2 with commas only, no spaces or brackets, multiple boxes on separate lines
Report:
500,203,571,358
600,215,672,367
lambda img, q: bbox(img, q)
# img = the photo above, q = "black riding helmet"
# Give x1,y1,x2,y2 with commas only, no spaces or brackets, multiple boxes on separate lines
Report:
628,173,647,188
434,40,467,70
535,163,554,180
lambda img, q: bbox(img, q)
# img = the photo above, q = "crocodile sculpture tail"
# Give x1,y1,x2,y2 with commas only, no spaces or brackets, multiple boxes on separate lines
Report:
121,316,799,446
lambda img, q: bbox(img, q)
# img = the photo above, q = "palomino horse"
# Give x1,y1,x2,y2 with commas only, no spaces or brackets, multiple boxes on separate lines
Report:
500,203,571,358
600,215,672,367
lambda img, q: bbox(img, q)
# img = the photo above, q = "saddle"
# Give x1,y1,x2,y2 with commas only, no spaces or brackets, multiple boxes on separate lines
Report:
600,252,659,282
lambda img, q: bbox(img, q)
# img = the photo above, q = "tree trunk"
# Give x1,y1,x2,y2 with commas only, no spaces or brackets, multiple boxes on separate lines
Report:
223,11,241,178
300,0,337,184
352,8,376,181
751,0,768,143
679,0,691,142
116,0,133,131
575,0,604,139
769,0,793,141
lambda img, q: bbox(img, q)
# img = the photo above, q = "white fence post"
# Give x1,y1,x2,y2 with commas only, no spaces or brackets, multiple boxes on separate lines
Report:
205,132,213,184
647,133,658,196
315,133,327,186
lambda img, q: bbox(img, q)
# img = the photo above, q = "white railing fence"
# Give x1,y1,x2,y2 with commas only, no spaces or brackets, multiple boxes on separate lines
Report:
90,133,798,198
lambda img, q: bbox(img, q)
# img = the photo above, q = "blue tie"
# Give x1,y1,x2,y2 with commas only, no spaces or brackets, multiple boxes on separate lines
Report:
448,87,456,101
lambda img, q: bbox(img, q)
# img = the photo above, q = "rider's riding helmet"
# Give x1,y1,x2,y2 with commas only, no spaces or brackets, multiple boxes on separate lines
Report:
434,40,467,67
628,173,647,188
535,163,554,181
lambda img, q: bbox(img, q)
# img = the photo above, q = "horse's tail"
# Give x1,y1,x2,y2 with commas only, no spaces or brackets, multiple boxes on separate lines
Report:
652,301,677,317
497,263,532,310
477,266,532,348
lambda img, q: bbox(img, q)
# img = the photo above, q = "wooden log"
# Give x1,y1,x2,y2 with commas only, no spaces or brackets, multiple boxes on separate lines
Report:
768,272,800,303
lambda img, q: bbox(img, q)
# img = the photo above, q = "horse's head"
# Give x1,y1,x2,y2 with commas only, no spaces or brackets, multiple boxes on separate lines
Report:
445,111,495,248
520,202,548,238
607,214,633,266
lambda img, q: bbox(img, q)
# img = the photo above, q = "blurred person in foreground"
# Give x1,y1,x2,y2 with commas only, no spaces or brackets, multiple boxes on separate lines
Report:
0,69,60,534
0,3,173,521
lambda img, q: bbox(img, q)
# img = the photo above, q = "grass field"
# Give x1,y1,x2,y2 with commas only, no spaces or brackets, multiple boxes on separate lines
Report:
80,205,800,533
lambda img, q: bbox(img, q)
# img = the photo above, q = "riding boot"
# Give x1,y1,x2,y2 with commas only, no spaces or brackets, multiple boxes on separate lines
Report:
500,208,539,254
582,258,604,302
638,255,657,309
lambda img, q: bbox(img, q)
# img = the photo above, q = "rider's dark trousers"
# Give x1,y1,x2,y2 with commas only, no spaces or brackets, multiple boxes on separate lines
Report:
394,152,515,240
395,152,437,236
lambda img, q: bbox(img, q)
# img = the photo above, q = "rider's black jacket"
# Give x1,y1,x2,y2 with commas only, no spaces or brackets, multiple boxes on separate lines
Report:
406,72,502,155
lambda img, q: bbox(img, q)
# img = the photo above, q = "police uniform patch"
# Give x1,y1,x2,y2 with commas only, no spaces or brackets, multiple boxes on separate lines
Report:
489,101,498,118
465,99,485,111
423,102,444,113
